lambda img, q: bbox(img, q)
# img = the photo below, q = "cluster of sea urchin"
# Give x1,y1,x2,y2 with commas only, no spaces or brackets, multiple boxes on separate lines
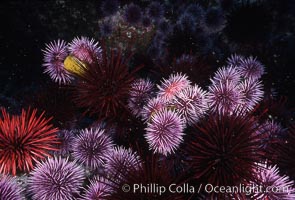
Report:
137,73,208,155
124,55,264,157
207,54,264,114
1,1,295,200
42,37,102,85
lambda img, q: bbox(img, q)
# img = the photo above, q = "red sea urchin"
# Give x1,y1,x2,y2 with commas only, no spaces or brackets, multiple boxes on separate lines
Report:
0,108,59,175
105,154,185,200
185,112,265,198
73,48,142,119
271,123,295,181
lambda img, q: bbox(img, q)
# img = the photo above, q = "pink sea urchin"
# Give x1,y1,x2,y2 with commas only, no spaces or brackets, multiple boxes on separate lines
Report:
157,73,191,102
68,36,102,65
145,108,185,155
170,84,208,125
42,39,73,84
72,128,114,170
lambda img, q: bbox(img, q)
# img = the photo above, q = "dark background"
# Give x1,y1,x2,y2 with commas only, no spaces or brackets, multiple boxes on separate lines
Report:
0,0,294,108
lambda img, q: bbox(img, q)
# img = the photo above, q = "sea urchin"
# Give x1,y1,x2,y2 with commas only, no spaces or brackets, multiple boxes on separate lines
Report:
28,157,84,200
0,108,59,175
73,48,142,119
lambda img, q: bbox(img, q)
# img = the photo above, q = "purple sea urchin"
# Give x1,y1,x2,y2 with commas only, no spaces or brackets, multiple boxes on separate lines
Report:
100,0,119,16
262,120,283,136
177,13,196,32
185,4,205,20
0,175,24,200
68,36,102,65
141,16,152,27
257,120,283,150
147,1,164,21
56,129,75,157
157,73,191,102
105,147,142,179
170,84,208,125
145,108,185,155
82,176,113,200
99,21,113,37
28,157,84,200
124,3,142,25
238,78,264,111
207,80,242,114
253,164,295,200
202,7,225,34
157,54,212,86
141,97,166,121
157,20,173,34
238,56,264,80
128,78,154,117
212,66,241,85
226,54,245,67
72,128,113,169
42,39,73,84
